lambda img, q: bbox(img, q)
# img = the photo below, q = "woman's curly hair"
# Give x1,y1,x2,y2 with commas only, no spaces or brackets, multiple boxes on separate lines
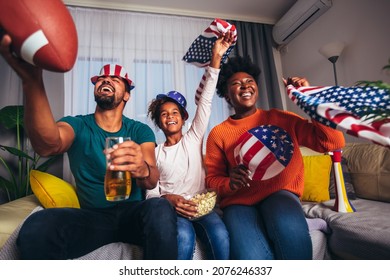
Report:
216,55,261,98
147,96,187,129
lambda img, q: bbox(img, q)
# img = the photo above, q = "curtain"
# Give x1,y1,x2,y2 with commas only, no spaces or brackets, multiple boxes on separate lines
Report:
231,21,283,110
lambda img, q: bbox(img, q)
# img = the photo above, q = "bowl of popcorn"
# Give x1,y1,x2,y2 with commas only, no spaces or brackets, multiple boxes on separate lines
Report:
189,190,217,220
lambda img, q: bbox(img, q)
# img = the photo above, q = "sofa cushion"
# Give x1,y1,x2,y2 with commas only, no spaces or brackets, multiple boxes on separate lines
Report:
329,157,356,200
342,143,390,202
302,154,332,202
1,204,328,260
303,198,390,259
30,170,80,208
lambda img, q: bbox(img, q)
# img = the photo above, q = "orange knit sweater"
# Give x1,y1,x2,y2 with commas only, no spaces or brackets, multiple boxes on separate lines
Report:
205,108,345,209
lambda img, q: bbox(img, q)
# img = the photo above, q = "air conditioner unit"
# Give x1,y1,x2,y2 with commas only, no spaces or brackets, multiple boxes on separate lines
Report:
272,0,332,46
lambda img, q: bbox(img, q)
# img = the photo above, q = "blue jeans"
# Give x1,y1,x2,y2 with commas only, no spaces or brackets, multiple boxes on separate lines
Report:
177,210,229,260
223,190,312,260
17,197,177,260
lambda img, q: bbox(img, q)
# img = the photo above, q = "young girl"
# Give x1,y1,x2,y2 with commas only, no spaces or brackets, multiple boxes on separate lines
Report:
146,32,234,260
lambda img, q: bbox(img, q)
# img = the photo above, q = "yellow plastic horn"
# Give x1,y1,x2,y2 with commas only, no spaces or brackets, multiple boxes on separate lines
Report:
330,150,356,213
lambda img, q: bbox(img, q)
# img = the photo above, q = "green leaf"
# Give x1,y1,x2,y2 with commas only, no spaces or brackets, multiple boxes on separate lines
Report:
36,155,60,172
0,176,13,190
355,80,390,90
0,145,34,160
0,104,56,201
0,176,14,201
0,105,24,130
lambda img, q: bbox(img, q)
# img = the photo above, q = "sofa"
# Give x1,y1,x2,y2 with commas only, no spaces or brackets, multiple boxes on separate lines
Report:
1,142,389,260
302,142,390,259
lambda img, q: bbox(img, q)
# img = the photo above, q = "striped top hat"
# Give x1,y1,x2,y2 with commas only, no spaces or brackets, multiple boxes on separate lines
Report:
91,64,135,90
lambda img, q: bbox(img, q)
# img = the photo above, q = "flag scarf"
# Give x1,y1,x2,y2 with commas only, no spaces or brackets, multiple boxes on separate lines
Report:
182,18,237,68
287,85,390,147
233,125,294,181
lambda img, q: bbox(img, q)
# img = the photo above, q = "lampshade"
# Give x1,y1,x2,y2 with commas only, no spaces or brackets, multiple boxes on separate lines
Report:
319,41,345,59
319,41,345,86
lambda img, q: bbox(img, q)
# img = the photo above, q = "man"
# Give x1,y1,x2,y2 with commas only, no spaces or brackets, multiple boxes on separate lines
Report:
0,34,178,260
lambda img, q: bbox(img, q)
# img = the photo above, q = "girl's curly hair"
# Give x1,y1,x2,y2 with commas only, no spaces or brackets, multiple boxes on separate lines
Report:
216,55,261,99
147,96,187,129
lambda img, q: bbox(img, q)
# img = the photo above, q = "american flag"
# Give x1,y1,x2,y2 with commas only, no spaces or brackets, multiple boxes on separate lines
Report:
287,85,390,147
184,19,237,105
182,18,237,68
234,125,294,181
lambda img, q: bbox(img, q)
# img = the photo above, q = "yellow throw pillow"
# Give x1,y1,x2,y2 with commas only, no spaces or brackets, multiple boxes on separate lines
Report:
302,155,332,202
30,170,80,208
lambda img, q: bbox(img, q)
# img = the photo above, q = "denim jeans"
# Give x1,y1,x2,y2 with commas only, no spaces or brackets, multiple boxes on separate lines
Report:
177,210,229,260
223,190,312,260
17,197,178,260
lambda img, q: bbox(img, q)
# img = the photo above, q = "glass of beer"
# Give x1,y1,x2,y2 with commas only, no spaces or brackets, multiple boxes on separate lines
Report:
104,137,132,201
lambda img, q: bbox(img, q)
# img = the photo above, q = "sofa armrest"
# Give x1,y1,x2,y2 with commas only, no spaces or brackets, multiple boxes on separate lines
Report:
0,195,41,249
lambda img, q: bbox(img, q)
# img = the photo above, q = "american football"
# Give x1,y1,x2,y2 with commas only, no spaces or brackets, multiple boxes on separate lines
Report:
0,0,78,72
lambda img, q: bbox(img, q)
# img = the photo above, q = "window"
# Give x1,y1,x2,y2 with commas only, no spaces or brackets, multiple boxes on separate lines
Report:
65,7,231,147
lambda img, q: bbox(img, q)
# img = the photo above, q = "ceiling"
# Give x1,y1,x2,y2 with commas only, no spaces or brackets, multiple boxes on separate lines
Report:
63,0,297,24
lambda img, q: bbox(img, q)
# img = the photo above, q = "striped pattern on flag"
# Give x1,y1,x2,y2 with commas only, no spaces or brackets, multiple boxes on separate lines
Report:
233,125,294,181
287,85,390,147
182,18,237,68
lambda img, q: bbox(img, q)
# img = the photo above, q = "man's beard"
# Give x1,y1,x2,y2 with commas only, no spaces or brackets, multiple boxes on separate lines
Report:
95,95,116,110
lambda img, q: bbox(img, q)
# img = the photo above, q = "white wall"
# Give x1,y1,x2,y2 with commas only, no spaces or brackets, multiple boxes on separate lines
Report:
279,0,390,143
0,62,65,177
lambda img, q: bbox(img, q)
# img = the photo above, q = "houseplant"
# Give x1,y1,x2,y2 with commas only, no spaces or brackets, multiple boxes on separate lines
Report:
0,105,58,202
356,59,390,121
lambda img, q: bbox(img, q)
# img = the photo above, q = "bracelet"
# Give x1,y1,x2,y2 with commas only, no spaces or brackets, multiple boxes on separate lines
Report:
137,161,150,180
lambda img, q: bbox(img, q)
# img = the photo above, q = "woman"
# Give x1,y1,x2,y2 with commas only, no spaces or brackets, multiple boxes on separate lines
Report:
146,32,234,260
204,55,345,259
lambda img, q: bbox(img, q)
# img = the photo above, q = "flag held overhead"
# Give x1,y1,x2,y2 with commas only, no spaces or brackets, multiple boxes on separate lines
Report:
287,85,390,148
183,18,237,68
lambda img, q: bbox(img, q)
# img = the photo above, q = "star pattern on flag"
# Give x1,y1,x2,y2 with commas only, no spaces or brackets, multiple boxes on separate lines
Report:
234,125,294,181
251,125,294,165
183,36,233,67
183,18,237,68
287,85,390,147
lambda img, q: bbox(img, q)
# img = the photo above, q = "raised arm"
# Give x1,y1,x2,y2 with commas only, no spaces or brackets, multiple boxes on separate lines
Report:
209,31,235,69
189,32,235,140
0,34,74,156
